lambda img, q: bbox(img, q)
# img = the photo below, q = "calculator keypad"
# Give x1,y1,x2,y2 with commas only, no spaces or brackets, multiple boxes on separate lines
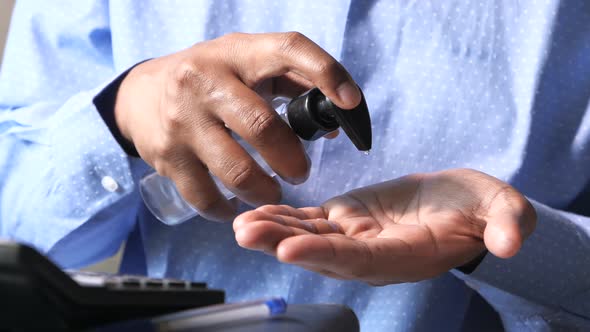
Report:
67,270,206,290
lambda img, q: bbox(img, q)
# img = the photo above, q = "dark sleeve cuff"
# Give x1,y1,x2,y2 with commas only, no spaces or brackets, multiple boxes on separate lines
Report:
93,60,150,158
455,250,488,274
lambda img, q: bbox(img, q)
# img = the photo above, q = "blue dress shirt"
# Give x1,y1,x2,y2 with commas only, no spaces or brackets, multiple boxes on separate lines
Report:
1,1,590,330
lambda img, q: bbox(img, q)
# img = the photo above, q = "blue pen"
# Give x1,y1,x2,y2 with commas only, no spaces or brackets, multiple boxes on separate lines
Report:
154,297,287,331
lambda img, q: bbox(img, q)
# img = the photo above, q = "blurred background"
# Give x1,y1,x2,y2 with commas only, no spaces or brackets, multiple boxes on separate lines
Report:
0,0,14,66
0,0,121,273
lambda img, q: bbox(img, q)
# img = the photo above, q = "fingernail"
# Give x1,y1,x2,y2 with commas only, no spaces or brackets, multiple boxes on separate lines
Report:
336,82,361,109
281,174,308,185
304,152,312,169
280,153,311,185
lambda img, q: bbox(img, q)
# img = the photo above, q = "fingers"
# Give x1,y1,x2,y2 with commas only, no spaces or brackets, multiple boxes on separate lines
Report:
126,32,361,223
297,263,348,280
234,220,307,253
234,206,342,253
190,121,282,207
163,150,237,221
225,32,362,110
217,80,311,185
483,187,537,258
276,235,403,281
235,219,379,281
233,206,390,281
323,130,340,139
234,205,336,232
270,72,314,97
427,169,538,259
256,205,327,220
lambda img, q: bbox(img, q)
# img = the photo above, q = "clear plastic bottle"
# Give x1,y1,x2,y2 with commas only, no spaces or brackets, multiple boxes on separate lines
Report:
139,98,306,226
140,88,371,226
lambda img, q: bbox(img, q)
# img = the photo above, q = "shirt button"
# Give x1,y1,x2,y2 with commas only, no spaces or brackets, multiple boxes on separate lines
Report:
101,176,119,192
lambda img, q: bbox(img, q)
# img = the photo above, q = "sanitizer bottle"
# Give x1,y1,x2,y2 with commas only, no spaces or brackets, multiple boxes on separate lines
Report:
140,87,372,225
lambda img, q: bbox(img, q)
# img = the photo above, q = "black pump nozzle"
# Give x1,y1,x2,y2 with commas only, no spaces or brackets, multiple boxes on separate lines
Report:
286,87,372,151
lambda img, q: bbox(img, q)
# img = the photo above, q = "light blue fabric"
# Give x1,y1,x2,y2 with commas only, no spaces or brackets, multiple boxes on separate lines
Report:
1,1,590,330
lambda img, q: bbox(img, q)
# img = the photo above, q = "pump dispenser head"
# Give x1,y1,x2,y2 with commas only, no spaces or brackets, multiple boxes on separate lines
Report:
286,87,372,151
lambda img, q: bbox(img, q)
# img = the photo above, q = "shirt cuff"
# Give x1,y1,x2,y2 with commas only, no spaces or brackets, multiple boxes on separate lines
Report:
93,60,151,158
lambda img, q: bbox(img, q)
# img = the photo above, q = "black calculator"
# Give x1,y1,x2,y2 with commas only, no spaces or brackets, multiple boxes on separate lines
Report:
0,239,224,331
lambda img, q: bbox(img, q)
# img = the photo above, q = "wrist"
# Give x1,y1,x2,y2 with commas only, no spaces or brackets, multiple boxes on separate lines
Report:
113,71,134,144
93,60,150,157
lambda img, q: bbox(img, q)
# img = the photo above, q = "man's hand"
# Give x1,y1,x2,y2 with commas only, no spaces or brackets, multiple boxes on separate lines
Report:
114,32,361,221
233,169,537,285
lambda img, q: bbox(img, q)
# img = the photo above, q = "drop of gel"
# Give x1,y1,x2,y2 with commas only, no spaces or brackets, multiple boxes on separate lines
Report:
363,150,371,156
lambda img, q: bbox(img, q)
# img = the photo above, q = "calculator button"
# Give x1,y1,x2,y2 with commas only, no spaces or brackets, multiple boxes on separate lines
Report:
166,281,187,289
121,279,141,288
145,280,164,289
189,282,206,289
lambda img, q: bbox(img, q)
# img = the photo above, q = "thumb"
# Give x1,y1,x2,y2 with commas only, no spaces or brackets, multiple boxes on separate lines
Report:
483,189,537,258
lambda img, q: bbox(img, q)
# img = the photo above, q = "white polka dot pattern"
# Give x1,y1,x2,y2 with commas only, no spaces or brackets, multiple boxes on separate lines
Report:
1,1,590,331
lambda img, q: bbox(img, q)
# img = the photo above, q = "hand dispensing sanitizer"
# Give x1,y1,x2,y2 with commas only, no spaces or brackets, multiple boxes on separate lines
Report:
140,87,372,225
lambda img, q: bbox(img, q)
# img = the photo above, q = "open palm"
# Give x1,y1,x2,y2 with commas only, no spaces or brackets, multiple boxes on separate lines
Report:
233,168,536,285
